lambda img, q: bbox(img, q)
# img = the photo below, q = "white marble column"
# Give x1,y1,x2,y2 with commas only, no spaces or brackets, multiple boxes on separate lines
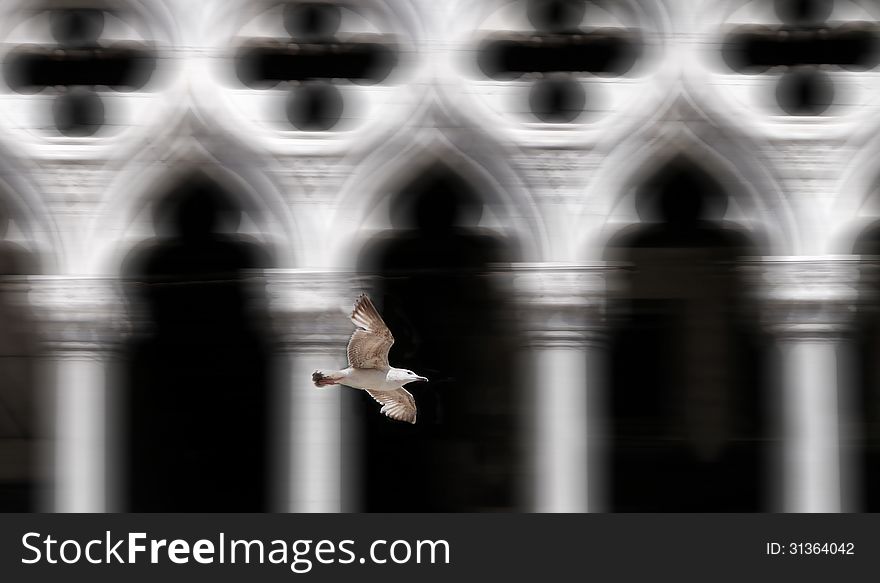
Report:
514,264,612,513
267,271,357,513
27,276,127,512
752,258,860,513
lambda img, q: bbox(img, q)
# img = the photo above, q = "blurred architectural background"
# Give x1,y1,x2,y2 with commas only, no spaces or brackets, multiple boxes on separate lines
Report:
1,0,880,512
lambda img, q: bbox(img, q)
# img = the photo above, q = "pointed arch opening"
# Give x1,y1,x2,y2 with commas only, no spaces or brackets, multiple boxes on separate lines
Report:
851,216,880,511
601,154,771,511
586,113,795,259
120,170,278,511
0,192,43,511
350,160,526,511
90,147,300,275
331,132,548,268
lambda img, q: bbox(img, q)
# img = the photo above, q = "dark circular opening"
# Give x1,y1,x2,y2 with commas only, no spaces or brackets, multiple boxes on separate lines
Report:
775,68,833,115
284,3,342,39
350,44,398,85
836,26,880,72
53,89,105,137
527,0,586,33
286,82,344,130
529,77,585,123
50,9,105,48
774,0,833,26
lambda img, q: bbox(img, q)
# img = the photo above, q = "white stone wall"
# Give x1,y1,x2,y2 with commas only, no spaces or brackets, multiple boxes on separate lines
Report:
0,0,875,272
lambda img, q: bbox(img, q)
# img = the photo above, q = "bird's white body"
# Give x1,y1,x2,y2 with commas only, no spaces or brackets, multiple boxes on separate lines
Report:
333,367,408,392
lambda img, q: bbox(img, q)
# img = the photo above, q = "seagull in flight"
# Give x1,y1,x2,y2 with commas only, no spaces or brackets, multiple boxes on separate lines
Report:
312,293,427,423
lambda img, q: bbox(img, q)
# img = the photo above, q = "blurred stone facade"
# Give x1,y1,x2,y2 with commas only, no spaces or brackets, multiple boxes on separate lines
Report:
1,0,880,512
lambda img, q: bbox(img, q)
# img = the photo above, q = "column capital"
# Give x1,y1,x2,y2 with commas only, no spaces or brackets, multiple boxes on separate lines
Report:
743,257,862,340
17,276,128,356
511,263,620,348
265,269,364,352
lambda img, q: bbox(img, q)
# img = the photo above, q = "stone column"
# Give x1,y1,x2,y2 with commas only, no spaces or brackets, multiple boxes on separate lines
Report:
751,257,860,512
26,276,127,512
267,270,357,513
513,264,612,513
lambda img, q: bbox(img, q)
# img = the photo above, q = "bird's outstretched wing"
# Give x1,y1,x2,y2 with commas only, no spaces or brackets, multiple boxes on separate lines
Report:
347,293,394,369
366,388,417,424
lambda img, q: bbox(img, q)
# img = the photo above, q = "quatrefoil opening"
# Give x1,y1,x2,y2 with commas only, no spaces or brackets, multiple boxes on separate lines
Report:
234,2,398,132
476,0,642,124
4,8,157,136
722,0,879,115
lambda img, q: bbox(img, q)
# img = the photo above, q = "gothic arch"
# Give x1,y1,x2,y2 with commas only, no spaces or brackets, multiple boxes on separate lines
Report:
584,111,797,258
339,129,529,512
330,128,549,267
597,122,774,511
87,136,302,274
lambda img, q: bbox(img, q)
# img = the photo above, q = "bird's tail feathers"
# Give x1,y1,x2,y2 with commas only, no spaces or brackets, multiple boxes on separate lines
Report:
312,370,340,388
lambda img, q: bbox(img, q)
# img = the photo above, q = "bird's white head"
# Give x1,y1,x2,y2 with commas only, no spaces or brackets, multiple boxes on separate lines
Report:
390,368,428,385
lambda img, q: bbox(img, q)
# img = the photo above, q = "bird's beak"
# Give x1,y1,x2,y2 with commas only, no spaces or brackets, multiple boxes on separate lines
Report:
416,376,428,383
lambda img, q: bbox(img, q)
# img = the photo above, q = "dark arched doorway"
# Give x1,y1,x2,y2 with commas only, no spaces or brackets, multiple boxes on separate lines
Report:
354,163,522,511
852,222,880,511
0,201,41,511
122,172,275,511
603,156,768,511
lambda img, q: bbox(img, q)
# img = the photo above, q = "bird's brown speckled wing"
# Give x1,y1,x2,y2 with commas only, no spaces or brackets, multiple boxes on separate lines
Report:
365,388,417,424
347,293,394,369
